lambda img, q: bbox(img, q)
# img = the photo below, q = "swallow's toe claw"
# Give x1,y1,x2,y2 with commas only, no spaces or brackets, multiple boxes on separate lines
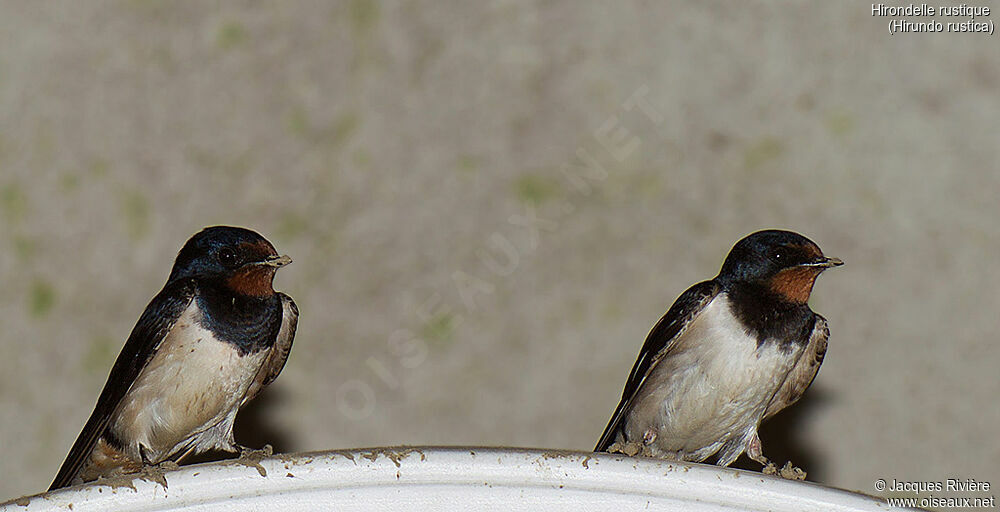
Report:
237,444,273,458
157,460,179,472
762,461,807,480
777,461,807,481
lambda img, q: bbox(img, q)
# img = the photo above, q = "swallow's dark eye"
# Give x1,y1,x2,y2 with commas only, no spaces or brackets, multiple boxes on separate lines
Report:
769,247,791,262
217,247,239,268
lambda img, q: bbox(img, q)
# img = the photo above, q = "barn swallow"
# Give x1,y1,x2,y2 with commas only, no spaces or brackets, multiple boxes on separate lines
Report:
595,230,841,468
49,226,298,490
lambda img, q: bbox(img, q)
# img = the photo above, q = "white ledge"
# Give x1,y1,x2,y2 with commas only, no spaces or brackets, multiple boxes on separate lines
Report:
3,447,903,511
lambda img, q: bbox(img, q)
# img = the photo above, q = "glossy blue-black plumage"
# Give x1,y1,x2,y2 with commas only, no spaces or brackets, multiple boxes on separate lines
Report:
169,226,277,282
595,229,838,453
50,226,292,490
196,291,283,356
717,230,823,285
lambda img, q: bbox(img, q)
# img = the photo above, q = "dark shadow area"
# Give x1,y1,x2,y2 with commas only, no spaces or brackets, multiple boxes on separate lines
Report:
181,385,296,466
729,386,834,482
233,386,296,453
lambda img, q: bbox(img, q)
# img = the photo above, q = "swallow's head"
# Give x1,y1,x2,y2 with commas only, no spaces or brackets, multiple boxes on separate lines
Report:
718,229,842,304
169,226,292,296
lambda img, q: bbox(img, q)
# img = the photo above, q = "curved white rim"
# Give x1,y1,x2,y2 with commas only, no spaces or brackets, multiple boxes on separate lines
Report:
4,447,901,511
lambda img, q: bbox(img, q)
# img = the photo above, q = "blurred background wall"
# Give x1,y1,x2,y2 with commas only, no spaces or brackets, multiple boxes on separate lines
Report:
1,0,998,503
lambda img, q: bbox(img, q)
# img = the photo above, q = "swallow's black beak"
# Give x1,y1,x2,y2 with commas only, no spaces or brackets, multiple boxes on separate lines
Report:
800,256,843,269
259,255,293,268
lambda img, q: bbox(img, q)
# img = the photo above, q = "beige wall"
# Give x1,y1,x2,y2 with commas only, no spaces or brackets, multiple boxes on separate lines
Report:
1,1,997,502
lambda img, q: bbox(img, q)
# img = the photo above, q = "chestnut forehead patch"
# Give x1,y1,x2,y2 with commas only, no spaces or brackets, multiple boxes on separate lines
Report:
238,240,278,258
792,242,823,260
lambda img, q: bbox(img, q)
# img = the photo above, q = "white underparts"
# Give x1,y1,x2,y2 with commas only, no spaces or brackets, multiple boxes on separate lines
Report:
108,302,270,464
621,294,803,465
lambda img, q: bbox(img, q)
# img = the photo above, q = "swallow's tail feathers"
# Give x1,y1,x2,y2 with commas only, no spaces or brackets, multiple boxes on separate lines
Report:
595,415,623,452
49,415,111,490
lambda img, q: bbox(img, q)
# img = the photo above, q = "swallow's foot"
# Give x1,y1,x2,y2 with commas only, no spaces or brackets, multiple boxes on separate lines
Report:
623,441,643,456
763,461,807,480
157,460,180,472
237,444,274,458
606,440,656,457
94,463,170,491
130,461,177,490
762,462,778,475
778,461,807,481
233,444,272,477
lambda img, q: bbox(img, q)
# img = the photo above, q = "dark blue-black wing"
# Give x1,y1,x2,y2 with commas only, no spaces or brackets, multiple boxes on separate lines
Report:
595,280,719,451
49,279,197,490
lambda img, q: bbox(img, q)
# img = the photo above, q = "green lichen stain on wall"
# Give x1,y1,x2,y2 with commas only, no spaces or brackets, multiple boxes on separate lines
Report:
84,335,119,374
420,312,455,347
350,0,380,32
120,189,150,240
60,173,81,192
353,149,372,168
1,183,27,222
217,22,247,50
288,107,311,139
278,212,308,241
13,235,36,262
329,113,360,148
743,137,785,170
456,155,480,173
90,157,111,178
514,174,558,206
29,279,56,318
826,110,855,137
